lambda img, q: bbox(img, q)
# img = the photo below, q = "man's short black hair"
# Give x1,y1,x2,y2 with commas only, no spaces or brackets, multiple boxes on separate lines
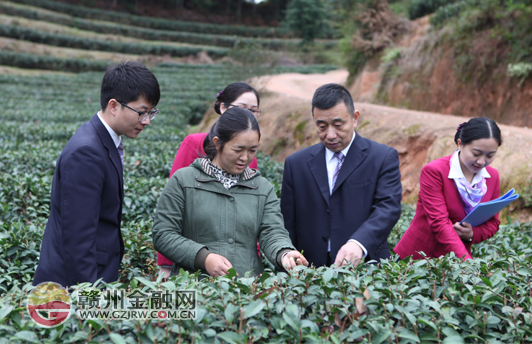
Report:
100,61,160,111
312,83,355,116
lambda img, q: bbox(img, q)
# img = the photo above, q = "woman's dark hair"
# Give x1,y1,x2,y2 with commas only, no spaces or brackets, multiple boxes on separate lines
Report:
454,117,502,146
214,82,260,115
203,107,261,160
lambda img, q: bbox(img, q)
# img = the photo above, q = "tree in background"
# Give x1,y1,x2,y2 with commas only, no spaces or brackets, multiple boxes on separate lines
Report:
339,0,407,79
284,0,328,44
239,0,245,23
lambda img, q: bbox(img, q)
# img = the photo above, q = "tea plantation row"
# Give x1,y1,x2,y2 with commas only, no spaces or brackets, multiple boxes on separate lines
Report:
0,24,230,58
6,0,293,38
0,62,334,285
0,2,338,52
0,65,531,343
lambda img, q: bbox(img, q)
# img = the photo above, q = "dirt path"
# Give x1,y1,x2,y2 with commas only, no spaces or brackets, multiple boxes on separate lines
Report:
257,68,469,120
257,69,350,100
259,69,530,134
258,68,532,141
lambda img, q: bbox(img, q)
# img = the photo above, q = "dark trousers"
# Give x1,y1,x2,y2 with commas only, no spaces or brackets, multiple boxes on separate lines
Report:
326,252,332,266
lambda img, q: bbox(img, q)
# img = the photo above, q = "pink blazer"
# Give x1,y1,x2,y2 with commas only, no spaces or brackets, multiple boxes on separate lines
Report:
158,133,258,266
394,155,500,260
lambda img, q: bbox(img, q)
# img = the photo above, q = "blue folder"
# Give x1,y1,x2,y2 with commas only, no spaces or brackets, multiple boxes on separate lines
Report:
461,189,519,227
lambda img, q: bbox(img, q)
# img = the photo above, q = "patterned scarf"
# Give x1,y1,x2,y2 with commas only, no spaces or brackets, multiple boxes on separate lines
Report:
207,160,240,190
450,150,487,214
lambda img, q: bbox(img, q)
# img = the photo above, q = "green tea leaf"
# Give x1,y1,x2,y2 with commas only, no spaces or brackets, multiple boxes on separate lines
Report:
243,300,265,319
109,333,127,344
371,329,391,344
322,268,334,284
11,331,40,344
397,329,420,343
217,331,245,344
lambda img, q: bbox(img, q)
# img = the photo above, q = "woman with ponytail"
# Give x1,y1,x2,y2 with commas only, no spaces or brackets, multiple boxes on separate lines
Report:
152,107,307,278
394,117,503,260
158,82,261,277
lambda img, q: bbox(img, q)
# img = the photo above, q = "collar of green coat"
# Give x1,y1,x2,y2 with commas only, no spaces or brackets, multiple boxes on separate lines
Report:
191,158,258,181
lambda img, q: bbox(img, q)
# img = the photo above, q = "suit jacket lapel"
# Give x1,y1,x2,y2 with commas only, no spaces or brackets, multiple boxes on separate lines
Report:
332,132,368,194
90,114,124,198
444,157,468,220
307,144,330,206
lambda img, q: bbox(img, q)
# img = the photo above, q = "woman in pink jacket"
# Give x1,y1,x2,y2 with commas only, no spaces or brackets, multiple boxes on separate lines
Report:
158,82,261,277
394,117,502,260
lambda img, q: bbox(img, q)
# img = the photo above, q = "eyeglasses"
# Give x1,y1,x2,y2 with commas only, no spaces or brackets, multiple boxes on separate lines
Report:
227,104,261,116
119,102,159,122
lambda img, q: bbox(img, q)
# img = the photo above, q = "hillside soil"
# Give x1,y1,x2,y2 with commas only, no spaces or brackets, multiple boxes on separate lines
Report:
350,16,532,127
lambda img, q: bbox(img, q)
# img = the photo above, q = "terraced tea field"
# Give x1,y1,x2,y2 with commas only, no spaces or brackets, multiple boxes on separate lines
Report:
0,0,340,72
0,0,341,293
0,1,531,342
1,65,531,343
0,62,340,291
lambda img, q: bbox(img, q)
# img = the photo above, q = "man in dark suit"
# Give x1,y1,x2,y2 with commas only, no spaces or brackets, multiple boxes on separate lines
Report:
281,83,402,267
33,61,160,287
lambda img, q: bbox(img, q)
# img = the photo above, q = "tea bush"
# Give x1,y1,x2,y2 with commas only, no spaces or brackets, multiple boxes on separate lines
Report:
0,24,230,58
0,50,110,72
1,222,531,343
429,0,532,83
408,0,460,20
430,0,482,27
1,65,531,342
0,63,340,288
157,62,340,76
508,62,532,86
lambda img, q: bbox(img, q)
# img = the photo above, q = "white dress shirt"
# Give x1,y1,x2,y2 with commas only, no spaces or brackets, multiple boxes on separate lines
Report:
97,111,122,149
324,132,368,258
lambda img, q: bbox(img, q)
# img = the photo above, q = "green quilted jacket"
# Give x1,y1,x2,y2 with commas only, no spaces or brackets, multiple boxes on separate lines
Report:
152,158,295,277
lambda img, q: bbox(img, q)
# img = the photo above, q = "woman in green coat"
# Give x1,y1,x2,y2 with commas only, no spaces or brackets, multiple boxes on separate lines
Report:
153,107,308,277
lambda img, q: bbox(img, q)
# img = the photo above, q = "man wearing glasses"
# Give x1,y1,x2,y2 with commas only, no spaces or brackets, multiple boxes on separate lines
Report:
33,61,160,288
